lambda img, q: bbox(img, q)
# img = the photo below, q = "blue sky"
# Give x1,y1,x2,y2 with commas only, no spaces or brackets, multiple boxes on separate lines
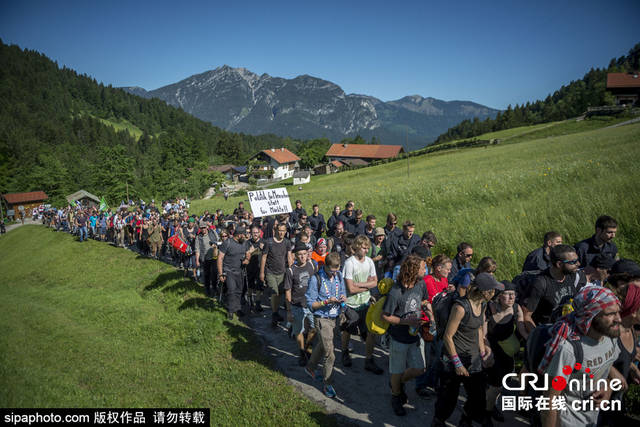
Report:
1,0,639,110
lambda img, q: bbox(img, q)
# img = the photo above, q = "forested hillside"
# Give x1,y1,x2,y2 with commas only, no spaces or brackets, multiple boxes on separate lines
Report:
433,43,640,144
0,41,301,206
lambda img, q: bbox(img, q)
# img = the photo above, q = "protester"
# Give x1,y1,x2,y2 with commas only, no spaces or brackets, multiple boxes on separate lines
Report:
574,215,619,267
305,252,347,398
522,231,562,272
217,226,252,320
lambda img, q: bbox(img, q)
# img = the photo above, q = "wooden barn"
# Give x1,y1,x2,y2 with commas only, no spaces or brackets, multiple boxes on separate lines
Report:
2,191,49,217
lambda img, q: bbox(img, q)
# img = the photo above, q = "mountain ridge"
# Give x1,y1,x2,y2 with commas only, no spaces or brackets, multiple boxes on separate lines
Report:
122,66,499,149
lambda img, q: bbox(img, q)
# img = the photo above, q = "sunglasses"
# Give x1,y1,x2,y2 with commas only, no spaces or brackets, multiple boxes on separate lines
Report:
327,269,340,275
562,259,580,265
464,253,473,258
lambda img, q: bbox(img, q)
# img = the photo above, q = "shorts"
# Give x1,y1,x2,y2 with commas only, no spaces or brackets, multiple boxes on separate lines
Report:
99,227,107,235
265,273,285,296
388,337,425,375
184,254,197,269
291,305,315,335
340,306,368,336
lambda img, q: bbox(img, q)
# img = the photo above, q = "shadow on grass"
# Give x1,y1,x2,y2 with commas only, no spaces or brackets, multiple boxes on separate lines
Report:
143,270,187,292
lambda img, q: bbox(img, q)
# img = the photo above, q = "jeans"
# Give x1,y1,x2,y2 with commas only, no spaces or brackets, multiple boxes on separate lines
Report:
78,226,87,242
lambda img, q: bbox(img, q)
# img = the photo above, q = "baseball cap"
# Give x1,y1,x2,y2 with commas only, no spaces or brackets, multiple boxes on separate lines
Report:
473,273,505,292
411,245,430,260
374,227,385,237
199,221,208,228
610,259,640,276
590,253,616,270
317,238,327,247
235,226,247,235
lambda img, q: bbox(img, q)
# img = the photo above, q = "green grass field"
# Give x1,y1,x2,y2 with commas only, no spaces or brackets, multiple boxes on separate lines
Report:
98,118,145,140
193,122,640,280
0,227,336,426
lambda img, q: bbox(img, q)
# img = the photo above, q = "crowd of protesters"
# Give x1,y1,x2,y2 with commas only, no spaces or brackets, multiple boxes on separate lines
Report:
37,198,640,427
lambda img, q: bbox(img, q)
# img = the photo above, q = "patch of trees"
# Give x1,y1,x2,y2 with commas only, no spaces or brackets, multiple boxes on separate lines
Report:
433,43,640,145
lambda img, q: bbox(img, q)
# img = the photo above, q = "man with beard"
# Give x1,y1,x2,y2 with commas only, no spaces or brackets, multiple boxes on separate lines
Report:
520,245,587,333
540,286,622,427
574,215,619,268
218,226,252,320
246,226,266,311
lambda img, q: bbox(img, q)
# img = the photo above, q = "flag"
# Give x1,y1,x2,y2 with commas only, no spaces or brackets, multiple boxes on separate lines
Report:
100,196,109,212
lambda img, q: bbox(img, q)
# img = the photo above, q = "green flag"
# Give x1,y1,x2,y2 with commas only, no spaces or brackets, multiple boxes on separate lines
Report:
100,197,109,212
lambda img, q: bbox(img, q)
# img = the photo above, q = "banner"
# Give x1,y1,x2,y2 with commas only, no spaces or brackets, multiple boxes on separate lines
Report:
247,188,292,217
99,196,109,212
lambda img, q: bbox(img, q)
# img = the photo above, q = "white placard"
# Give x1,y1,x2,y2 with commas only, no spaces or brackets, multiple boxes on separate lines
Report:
247,188,292,217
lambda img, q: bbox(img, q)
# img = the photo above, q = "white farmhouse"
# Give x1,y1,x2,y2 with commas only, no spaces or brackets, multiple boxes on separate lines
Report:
247,148,302,182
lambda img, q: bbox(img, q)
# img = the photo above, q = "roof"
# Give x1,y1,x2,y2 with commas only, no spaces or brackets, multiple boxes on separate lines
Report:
67,190,100,204
326,144,405,159
293,170,310,179
606,72,640,89
249,148,301,164
232,165,247,174
3,191,49,205
340,158,369,166
186,164,236,173
331,160,343,168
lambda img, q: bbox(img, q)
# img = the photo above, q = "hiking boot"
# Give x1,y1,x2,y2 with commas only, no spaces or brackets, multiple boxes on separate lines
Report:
323,385,337,398
364,357,383,375
388,381,408,404
490,407,504,422
305,365,323,382
391,394,406,416
341,350,352,367
298,350,307,367
254,301,263,312
271,315,279,328
274,312,284,322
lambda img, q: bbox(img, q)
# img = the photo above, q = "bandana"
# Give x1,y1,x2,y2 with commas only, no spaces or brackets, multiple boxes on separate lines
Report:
537,286,619,374
620,283,640,318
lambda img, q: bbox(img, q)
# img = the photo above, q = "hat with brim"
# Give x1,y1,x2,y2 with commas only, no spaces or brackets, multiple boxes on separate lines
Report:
199,221,208,228
374,227,385,237
473,273,504,292
293,240,308,253
235,226,246,235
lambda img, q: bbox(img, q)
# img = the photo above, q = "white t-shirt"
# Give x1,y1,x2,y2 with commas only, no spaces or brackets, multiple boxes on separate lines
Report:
545,335,620,427
342,255,376,308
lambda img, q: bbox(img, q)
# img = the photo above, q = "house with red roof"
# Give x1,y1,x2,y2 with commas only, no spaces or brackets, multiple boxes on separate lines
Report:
606,71,640,106
2,191,49,217
325,144,405,165
247,148,302,181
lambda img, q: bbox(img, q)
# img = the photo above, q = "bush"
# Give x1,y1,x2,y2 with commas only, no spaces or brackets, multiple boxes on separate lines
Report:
234,188,247,197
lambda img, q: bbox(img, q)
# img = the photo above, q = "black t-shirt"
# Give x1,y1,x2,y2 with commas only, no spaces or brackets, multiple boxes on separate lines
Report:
264,237,292,276
382,280,428,344
348,218,366,236
219,238,250,274
247,238,266,272
330,237,343,254
284,262,317,307
520,268,586,325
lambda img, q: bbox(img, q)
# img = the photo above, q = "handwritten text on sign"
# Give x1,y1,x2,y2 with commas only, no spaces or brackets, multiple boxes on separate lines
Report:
247,188,292,217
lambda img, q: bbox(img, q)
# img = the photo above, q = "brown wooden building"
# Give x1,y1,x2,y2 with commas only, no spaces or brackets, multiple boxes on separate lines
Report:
2,191,49,217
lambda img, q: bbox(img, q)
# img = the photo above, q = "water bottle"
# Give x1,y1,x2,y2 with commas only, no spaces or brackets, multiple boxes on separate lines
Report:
408,310,421,336
340,302,348,313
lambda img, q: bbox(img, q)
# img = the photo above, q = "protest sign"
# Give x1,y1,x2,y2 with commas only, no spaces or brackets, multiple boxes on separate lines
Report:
247,188,292,217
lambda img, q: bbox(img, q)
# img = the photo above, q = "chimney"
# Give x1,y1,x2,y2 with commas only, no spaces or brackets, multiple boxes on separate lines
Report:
634,71,638,79
343,144,348,148
281,148,284,152
271,148,275,152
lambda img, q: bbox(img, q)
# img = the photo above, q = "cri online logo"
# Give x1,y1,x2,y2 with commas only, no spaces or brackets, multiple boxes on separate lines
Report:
551,364,594,391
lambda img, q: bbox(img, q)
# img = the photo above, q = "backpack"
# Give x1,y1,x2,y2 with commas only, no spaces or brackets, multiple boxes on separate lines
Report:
514,269,586,306
525,323,583,376
432,290,472,340
449,268,475,287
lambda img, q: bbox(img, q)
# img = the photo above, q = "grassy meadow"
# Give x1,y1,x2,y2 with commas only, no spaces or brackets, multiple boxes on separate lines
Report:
193,122,640,280
0,227,336,426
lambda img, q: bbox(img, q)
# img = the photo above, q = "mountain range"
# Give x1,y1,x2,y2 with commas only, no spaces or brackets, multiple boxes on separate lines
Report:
123,66,499,150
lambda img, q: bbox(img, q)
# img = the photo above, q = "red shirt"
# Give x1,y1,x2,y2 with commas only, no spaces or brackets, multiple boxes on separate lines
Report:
423,274,449,303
